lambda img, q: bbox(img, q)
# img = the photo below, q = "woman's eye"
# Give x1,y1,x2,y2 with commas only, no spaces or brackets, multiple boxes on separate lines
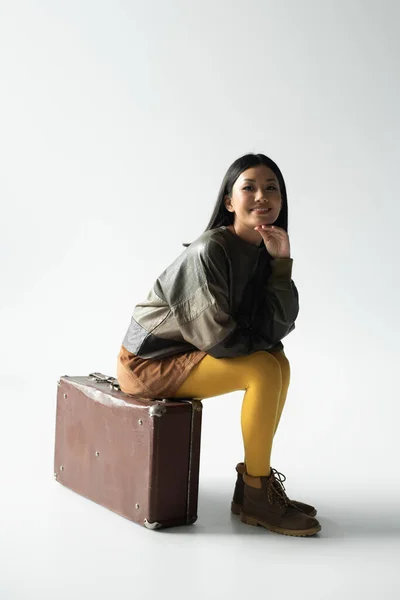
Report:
243,186,276,191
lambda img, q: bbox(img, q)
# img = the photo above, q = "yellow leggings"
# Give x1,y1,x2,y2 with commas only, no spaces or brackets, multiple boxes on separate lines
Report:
171,349,290,477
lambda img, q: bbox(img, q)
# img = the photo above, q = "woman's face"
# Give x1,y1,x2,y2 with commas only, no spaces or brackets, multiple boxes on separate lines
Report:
224,165,282,245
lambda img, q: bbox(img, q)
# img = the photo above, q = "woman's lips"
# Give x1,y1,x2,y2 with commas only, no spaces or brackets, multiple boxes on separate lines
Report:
252,208,271,214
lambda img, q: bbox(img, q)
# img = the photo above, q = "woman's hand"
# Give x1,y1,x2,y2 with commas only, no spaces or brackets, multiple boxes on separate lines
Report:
254,225,291,259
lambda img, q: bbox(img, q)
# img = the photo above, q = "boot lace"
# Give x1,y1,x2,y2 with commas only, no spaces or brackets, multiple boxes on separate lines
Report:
266,468,291,507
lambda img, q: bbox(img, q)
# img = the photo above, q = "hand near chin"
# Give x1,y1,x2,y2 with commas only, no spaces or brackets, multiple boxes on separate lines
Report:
254,225,291,259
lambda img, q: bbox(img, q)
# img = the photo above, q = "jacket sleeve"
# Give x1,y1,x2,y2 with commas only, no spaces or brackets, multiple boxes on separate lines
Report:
171,240,279,358
249,258,299,345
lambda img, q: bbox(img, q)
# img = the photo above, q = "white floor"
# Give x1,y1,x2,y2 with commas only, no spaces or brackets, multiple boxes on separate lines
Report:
2,471,400,600
1,385,400,600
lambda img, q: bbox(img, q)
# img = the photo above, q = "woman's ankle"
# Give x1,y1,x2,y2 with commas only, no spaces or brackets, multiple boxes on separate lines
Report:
243,469,271,488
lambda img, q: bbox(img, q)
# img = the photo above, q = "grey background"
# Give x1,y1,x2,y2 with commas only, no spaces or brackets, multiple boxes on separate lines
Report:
1,1,399,598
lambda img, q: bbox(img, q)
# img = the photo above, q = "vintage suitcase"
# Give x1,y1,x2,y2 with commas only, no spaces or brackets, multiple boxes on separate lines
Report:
54,372,202,529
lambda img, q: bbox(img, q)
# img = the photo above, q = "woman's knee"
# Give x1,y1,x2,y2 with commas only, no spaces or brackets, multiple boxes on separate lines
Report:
270,350,290,380
244,350,282,383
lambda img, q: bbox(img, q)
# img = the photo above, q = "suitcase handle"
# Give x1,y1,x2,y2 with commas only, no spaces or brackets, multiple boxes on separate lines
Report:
87,372,201,409
89,372,121,391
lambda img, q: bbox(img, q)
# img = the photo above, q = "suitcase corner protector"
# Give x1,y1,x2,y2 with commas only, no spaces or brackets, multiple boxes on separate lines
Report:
143,518,163,530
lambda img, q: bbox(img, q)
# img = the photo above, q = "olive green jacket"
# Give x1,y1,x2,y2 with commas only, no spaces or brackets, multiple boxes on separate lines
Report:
121,226,299,360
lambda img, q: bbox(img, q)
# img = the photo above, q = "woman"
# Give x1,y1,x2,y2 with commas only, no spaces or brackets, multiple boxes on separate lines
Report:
117,152,321,537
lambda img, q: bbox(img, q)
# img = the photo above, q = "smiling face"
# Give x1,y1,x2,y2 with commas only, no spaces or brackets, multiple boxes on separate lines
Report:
224,165,282,246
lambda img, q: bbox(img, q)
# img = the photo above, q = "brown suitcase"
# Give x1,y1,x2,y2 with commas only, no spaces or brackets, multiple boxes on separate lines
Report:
54,372,202,529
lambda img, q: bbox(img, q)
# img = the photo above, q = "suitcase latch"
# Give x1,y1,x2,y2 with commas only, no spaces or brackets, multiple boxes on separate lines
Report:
89,372,121,391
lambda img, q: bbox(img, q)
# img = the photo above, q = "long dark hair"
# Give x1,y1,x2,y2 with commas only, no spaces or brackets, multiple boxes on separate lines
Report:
182,152,289,247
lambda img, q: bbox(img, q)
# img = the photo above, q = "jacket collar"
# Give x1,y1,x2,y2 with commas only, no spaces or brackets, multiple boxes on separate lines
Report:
220,226,266,256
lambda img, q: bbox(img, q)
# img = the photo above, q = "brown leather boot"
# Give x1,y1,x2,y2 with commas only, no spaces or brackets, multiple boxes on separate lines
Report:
240,470,321,537
231,462,317,517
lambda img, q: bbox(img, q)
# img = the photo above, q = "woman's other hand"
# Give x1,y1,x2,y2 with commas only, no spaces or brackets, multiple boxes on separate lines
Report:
254,225,291,259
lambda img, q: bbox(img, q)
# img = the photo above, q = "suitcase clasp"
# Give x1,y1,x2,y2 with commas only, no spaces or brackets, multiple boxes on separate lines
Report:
89,372,121,392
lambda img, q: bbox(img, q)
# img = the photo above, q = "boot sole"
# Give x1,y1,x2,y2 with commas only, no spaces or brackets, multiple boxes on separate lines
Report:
231,501,317,518
240,510,321,537
231,502,241,515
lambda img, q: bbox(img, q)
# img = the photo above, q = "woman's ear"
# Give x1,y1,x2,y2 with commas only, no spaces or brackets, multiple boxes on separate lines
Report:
224,195,233,212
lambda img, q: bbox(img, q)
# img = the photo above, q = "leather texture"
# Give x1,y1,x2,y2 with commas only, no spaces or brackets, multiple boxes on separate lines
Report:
121,226,299,360
54,375,202,529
